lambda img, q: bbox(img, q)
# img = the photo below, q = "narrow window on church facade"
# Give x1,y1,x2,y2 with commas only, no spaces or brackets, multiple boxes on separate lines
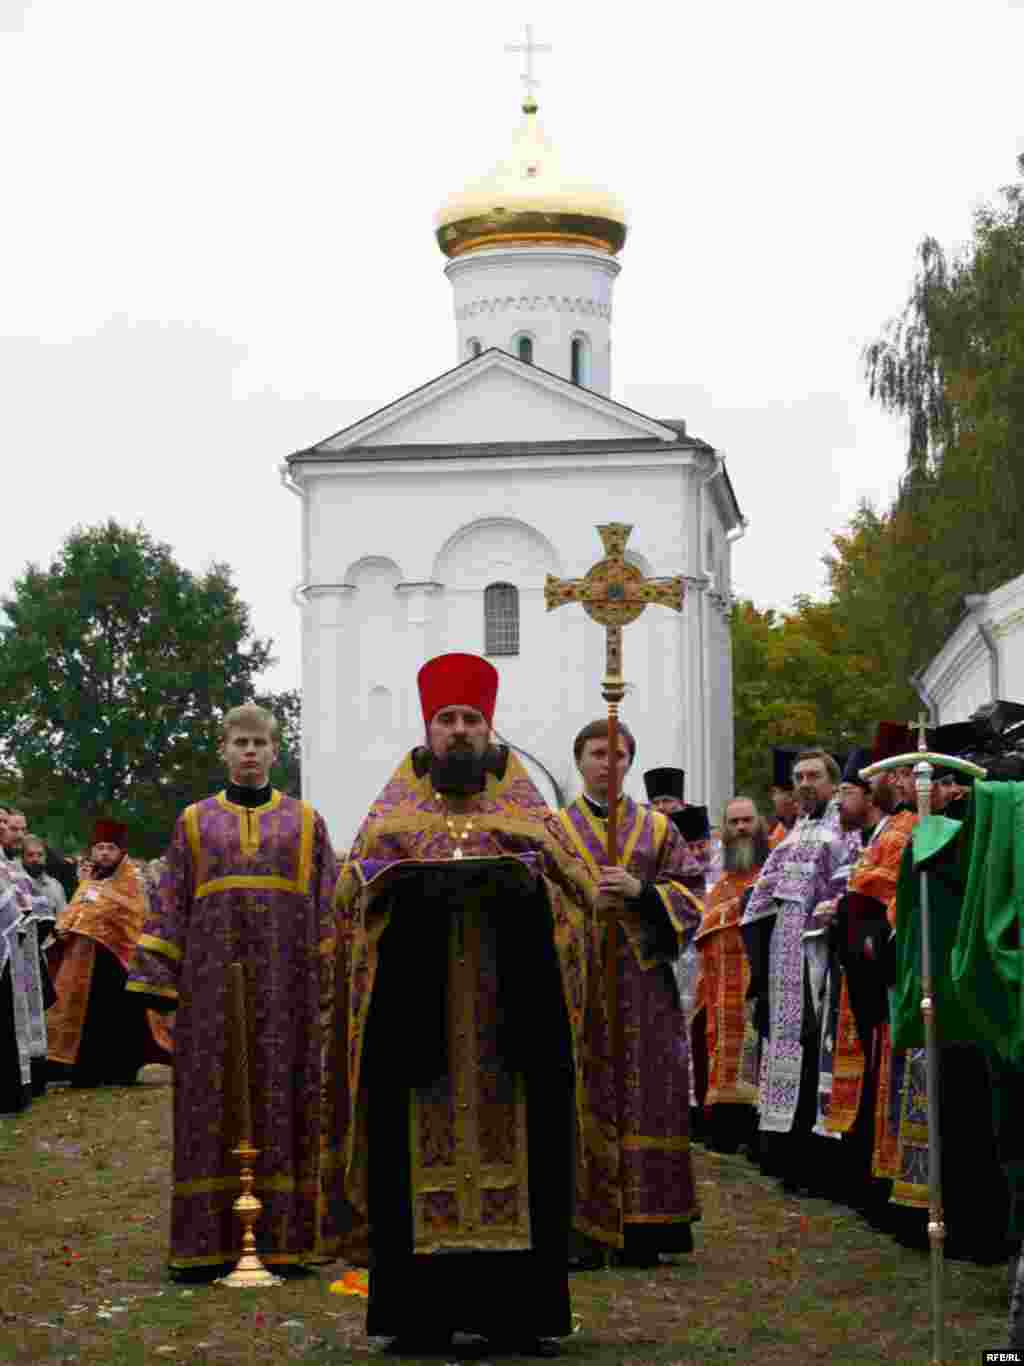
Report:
514,333,533,364
467,337,482,358
484,583,520,656
570,334,590,386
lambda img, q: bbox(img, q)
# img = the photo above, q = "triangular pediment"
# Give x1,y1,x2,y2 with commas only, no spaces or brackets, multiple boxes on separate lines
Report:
310,349,679,453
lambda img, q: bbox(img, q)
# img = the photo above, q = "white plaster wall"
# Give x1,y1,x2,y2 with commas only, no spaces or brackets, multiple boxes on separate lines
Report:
298,456,724,850
936,654,992,722
348,364,648,448
446,246,620,393
921,572,1024,723
999,623,1024,698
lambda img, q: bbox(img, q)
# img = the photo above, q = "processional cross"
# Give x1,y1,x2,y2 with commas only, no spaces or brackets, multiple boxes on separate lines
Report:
504,23,552,105
545,523,685,864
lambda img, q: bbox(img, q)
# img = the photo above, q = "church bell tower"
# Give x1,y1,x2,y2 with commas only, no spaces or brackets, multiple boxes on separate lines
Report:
434,29,628,396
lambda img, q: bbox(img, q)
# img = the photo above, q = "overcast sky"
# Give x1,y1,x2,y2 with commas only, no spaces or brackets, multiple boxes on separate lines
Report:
3,0,1023,692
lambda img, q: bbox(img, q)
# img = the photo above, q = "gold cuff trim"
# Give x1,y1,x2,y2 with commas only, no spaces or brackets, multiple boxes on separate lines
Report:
621,1135,691,1152
137,933,183,963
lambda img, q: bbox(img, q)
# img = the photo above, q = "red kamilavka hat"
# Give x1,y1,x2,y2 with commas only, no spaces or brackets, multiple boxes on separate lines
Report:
417,653,499,729
93,818,128,848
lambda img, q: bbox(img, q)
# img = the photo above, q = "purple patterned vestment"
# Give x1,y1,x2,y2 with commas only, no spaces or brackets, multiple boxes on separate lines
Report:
559,796,704,1249
127,792,340,1269
336,749,621,1340
741,799,859,1134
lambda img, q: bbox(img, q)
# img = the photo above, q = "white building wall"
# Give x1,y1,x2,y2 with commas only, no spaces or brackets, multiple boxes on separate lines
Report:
919,571,1024,723
446,246,620,393
298,457,719,850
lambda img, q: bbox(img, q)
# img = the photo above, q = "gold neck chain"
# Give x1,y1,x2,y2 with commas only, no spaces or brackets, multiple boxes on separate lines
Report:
435,794,476,861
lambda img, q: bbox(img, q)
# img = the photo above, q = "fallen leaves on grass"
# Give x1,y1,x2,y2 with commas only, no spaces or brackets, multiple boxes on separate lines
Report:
329,1269,369,1297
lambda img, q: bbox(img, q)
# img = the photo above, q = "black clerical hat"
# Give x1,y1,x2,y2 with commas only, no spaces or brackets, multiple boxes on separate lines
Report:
644,767,685,801
925,721,980,781
970,700,1024,739
926,721,979,758
671,805,710,842
771,747,800,790
841,746,874,790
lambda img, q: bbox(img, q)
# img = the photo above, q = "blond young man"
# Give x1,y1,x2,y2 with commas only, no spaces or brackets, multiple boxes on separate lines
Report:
127,704,341,1277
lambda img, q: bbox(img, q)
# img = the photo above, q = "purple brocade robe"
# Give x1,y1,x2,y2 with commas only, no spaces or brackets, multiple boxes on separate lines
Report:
741,799,859,1134
335,751,621,1250
127,791,340,1269
335,749,621,1339
559,797,704,1248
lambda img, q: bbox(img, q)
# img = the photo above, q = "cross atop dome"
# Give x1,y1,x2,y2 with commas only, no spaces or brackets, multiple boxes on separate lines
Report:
504,24,552,112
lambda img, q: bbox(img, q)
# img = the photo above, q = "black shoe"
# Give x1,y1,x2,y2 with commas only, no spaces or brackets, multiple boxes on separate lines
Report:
568,1253,605,1272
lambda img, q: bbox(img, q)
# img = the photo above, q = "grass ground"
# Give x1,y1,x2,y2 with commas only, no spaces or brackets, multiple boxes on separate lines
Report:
0,1066,1010,1365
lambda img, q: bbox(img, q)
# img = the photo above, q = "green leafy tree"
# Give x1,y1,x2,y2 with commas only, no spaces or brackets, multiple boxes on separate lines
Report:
256,686,302,796
0,520,296,857
863,154,1024,668
731,158,1024,797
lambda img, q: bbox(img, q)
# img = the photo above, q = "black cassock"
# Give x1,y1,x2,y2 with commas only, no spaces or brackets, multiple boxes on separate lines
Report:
361,860,575,1342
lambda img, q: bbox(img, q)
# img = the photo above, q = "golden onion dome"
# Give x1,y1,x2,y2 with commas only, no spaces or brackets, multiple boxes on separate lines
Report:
436,98,628,259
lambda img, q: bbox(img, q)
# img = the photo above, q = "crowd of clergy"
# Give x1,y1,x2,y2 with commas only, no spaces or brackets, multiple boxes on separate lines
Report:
3,658,1024,1355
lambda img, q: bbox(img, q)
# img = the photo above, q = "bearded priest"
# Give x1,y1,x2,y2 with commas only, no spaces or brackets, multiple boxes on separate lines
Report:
126,704,341,1277
47,819,171,1088
560,721,704,1268
695,797,770,1155
334,653,617,1359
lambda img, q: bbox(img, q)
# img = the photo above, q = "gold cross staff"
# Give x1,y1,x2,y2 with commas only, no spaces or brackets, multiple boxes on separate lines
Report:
544,523,684,864
546,524,684,1057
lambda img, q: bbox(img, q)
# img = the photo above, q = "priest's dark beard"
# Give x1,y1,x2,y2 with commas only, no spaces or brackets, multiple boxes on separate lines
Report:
430,747,488,796
92,855,124,880
723,831,770,873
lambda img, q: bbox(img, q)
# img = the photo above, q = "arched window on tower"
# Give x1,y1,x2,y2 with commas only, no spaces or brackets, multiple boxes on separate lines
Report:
484,583,520,657
467,337,483,359
570,333,591,386
513,333,534,365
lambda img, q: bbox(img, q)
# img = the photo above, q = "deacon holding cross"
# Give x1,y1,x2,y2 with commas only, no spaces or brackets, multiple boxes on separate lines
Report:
334,653,621,1358
560,723,704,1266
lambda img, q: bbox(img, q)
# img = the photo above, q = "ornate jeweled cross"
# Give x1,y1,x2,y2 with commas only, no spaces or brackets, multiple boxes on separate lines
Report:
545,523,685,863
504,23,552,105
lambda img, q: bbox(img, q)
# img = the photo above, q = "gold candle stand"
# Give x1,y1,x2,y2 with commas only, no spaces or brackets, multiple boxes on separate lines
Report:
217,962,282,1289
217,1140,282,1288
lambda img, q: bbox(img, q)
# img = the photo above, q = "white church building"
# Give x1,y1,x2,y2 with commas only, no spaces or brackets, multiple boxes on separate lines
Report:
282,86,745,850
915,572,1024,722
